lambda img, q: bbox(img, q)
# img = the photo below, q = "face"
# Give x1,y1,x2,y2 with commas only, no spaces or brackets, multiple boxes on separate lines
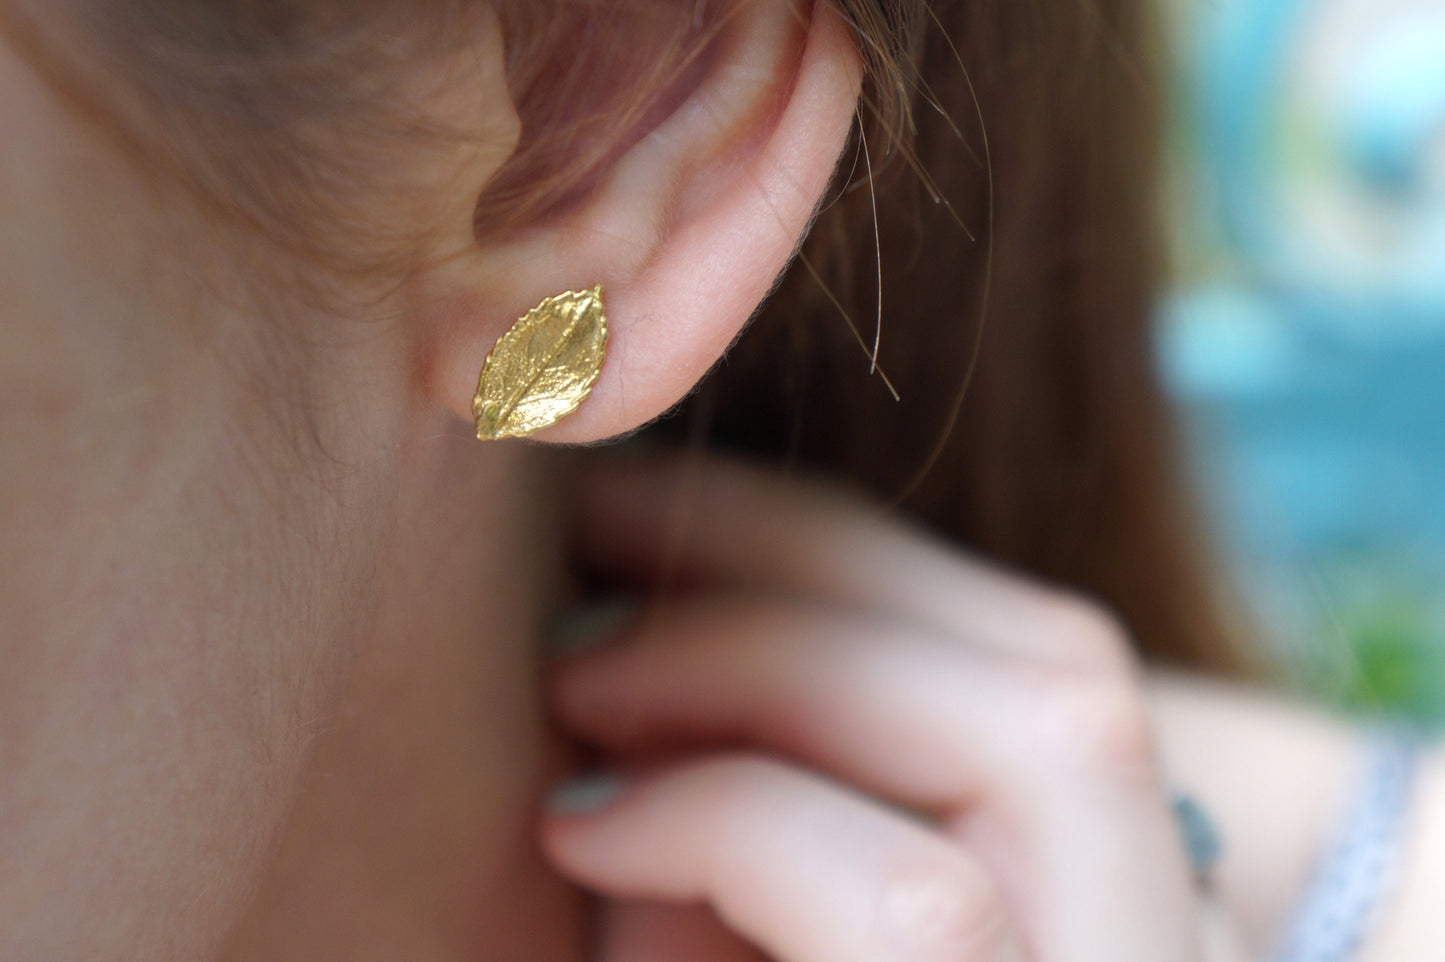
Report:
0,13,439,951
0,2,865,955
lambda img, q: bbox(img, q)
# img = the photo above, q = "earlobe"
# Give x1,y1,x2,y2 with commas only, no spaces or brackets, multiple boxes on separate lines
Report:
472,286,609,442
421,0,864,444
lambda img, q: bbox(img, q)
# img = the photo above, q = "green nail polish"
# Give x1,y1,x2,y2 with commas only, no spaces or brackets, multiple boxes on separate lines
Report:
547,599,639,657
547,774,627,815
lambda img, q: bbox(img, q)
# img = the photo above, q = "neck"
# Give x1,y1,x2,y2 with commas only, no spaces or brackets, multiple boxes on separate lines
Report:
221,421,588,961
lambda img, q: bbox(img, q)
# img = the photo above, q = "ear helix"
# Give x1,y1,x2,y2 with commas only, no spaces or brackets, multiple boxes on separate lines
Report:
472,286,610,441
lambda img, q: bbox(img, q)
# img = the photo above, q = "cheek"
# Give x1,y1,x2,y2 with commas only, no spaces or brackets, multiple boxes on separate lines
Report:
0,14,219,440
0,73,388,940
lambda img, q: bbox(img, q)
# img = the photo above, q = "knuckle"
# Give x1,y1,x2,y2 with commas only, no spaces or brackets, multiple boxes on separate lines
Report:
1036,591,1135,671
873,853,1012,961
1031,674,1158,785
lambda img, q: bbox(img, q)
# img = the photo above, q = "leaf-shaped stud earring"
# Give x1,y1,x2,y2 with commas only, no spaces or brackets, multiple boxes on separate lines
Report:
472,285,609,441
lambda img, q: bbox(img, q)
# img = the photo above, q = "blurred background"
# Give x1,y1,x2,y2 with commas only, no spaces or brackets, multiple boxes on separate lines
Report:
1161,0,1445,726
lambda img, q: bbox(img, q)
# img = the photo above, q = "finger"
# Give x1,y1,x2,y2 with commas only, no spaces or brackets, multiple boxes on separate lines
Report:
552,597,1199,962
571,454,1109,664
556,597,1021,810
543,754,1029,962
555,596,1139,812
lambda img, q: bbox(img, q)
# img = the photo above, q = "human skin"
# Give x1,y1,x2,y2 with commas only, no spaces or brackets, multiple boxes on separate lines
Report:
0,3,866,957
537,457,1445,962
2,1,1443,960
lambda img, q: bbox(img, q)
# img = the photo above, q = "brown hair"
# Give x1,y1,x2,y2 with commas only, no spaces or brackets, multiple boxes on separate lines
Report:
687,1,1253,674
0,0,1249,672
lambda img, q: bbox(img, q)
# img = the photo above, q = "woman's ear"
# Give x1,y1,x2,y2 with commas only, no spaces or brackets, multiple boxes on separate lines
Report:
414,0,863,443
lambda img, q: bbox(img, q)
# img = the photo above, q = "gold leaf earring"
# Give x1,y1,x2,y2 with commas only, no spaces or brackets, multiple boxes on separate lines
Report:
473,286,609,441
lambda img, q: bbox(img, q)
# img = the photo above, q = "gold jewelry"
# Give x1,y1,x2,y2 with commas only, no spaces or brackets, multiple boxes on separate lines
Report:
473,285,609,441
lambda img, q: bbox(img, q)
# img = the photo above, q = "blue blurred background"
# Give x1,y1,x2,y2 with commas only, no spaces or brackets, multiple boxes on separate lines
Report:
1161,0,1445,725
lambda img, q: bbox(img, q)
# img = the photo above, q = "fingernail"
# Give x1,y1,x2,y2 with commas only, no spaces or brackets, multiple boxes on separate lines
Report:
547,599,639,657
547,773,628,816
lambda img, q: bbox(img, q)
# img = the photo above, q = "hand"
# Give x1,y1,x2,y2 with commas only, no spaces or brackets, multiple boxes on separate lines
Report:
542,455,1225,962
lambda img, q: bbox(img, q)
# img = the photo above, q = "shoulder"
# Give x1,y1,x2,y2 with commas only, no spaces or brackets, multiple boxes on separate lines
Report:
1145,673,1367,955
1360,752,1445,961
1145,671,1442,961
